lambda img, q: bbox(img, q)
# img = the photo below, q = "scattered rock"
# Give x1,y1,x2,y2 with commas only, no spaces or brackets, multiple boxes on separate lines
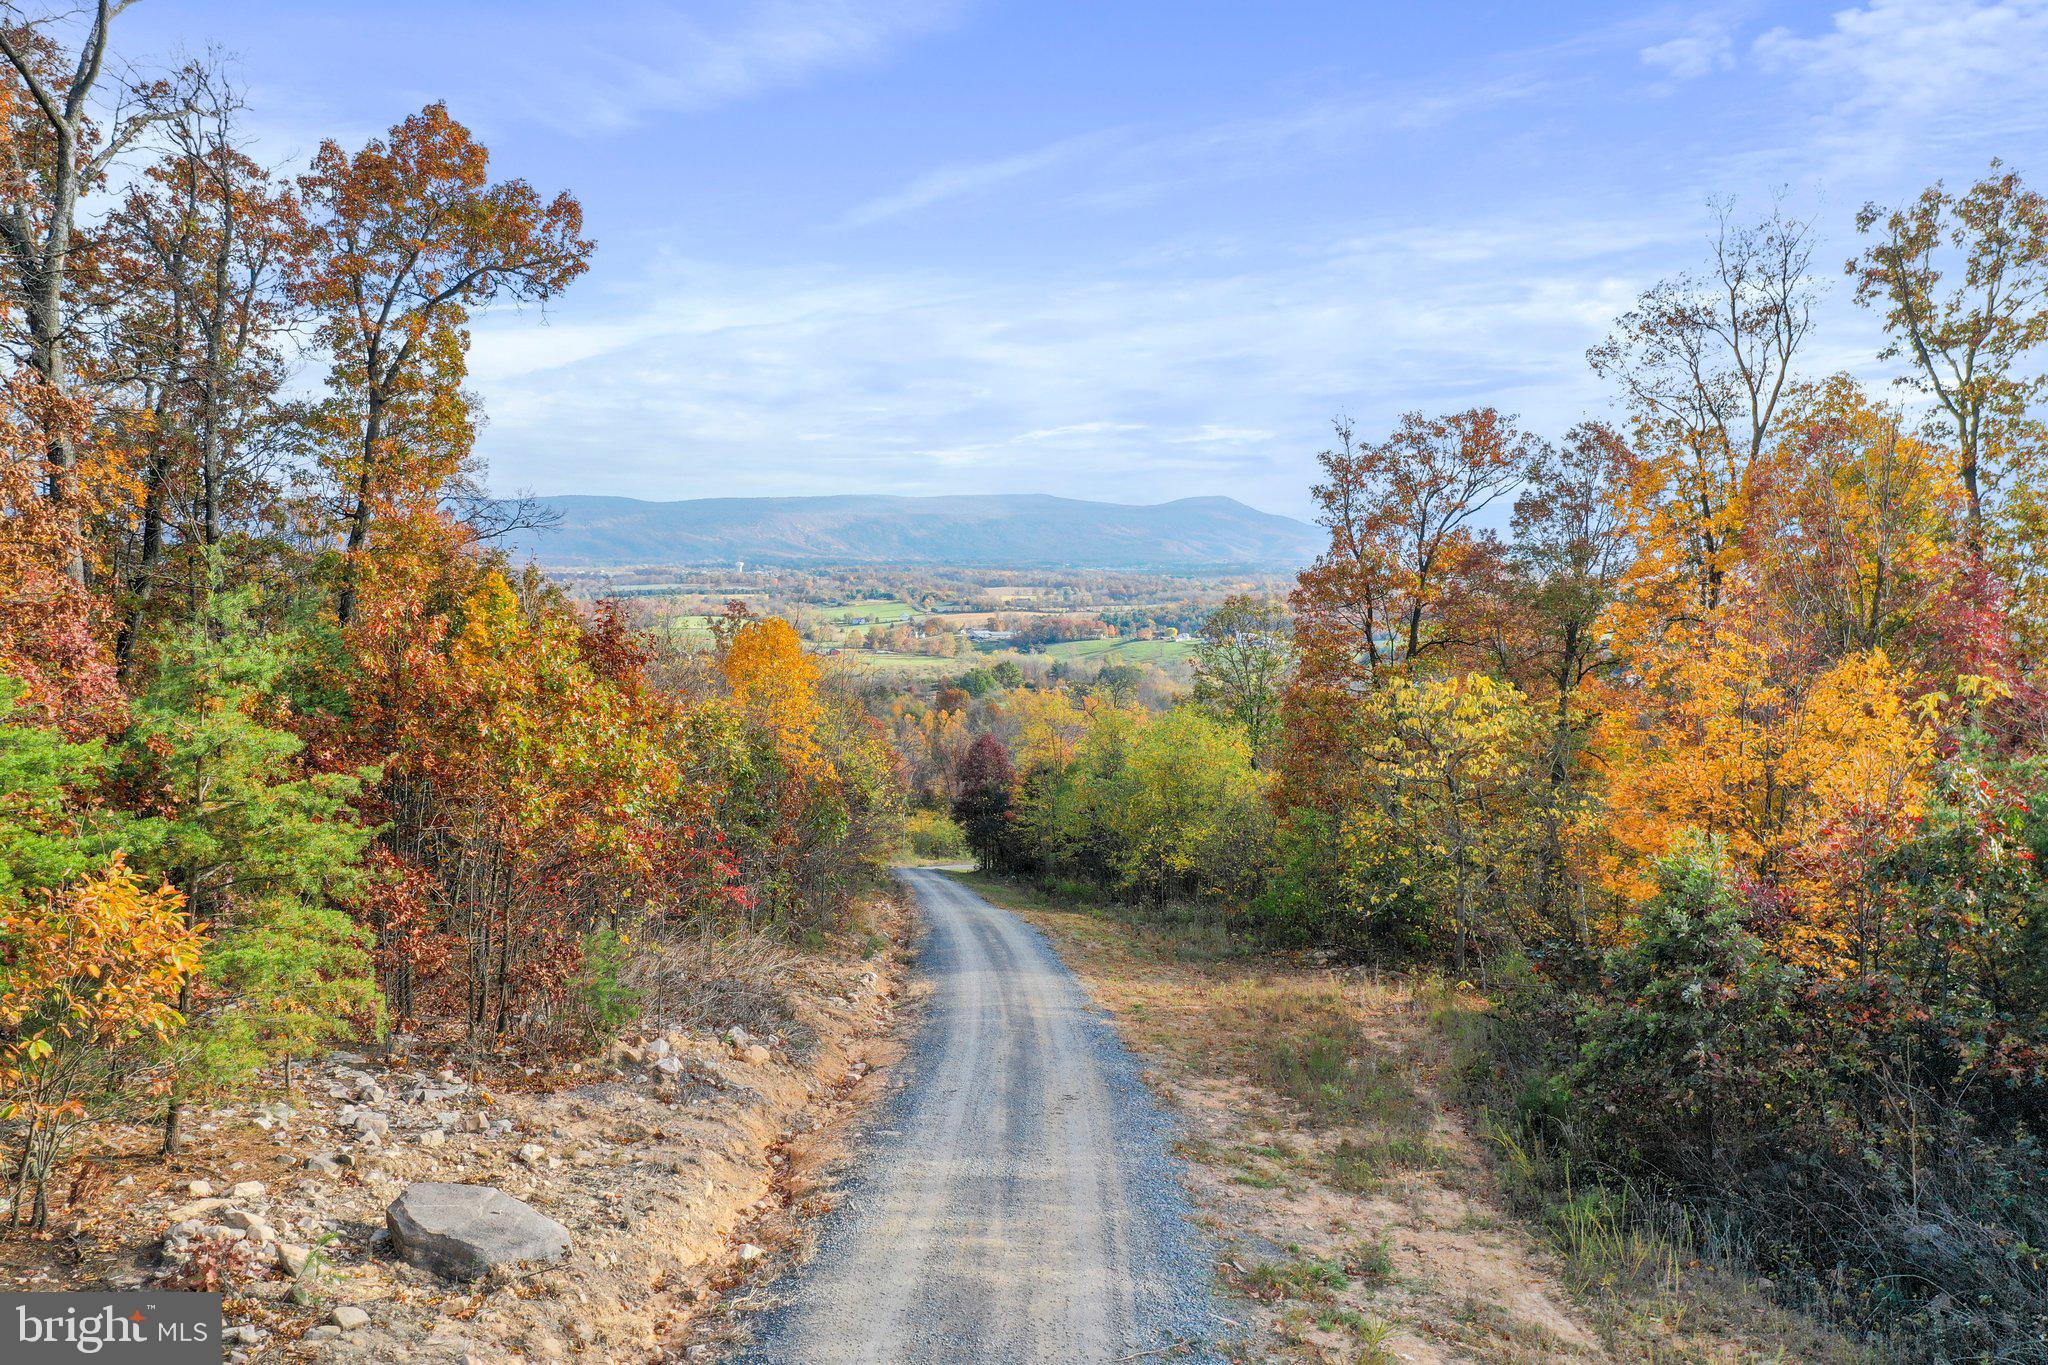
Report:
386,1182,571,1281
229,1180,266,1200
185,1180,214,1199
276,1243,314,1277
223,1208,275,1242
350,1113,391,1143
419,1129,447,1148
456,1112,489,1134
740,1045,772,1067
737,1242,764,1264
304,1154,344,1178
166,1197,227,1223
330,1305,370,1331
517,1143,546,1166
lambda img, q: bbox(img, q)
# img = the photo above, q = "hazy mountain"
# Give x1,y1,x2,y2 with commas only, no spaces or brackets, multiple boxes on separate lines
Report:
503,493,1322,571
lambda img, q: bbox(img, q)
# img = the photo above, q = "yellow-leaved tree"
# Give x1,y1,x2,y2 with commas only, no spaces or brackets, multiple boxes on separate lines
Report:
1,859,203,1227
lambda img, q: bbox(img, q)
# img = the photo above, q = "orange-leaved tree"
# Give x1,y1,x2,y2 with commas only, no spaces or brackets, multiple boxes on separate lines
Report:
293,102,592,625
0,857,201,1228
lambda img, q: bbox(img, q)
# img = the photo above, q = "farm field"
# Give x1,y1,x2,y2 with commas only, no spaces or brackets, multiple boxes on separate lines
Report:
1037,637,1198,666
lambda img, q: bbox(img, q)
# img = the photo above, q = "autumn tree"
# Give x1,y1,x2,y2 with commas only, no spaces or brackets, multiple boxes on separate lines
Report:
0,858,199,1227
1351,673,1541,972
100,81,301,671
1592,203,1817,612
953,733,1019,872
1851,164,2048,554
1753,376,1964,657
1191,594,1290,761
1102,708,1268,906
293,102,592,624
1506,421,1636,940
1282,409,1538,819
1297,410,1538,675
0,2,188,583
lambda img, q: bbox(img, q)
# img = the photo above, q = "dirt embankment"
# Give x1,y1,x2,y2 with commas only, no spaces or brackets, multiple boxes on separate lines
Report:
0,897,917,1365
965,876,1862,1365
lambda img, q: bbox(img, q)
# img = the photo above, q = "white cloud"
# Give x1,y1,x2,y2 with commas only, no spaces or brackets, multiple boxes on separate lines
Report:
1752,0,2048,171
845,129,1124,226
1641,14,1737,81
467,209,1687,515
838,67,1559,231
555,0,966,131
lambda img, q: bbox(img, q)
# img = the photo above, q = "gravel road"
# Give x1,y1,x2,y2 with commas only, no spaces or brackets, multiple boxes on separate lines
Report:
732,867,1220,1363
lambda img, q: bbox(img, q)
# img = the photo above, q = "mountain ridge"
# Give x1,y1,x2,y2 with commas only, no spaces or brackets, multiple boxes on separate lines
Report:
503,492,1323,570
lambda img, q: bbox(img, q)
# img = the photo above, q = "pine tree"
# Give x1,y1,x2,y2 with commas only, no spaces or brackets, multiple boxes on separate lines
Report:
121,587,382,1151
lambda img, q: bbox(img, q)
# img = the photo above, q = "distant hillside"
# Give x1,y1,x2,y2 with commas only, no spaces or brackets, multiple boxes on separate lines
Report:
503,493,1323,571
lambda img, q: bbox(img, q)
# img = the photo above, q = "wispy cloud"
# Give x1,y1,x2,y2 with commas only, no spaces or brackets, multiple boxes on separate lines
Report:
468,207,1681,515
841,68,1559,230
1640,13,1738,82
845,129,1124,225
1752,0,2048,173
556,0,968,131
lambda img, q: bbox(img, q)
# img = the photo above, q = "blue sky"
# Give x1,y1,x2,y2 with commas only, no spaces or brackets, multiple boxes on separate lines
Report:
119,0,2048,518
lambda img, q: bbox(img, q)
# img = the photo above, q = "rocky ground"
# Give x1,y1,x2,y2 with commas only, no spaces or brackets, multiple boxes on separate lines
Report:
0,898,916,1364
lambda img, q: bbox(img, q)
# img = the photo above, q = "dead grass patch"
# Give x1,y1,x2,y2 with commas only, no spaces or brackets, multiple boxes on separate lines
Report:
962,871,1869,1365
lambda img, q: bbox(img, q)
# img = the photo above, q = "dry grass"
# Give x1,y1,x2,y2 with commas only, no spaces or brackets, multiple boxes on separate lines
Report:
629,926,823,1055
959,871,1870,1365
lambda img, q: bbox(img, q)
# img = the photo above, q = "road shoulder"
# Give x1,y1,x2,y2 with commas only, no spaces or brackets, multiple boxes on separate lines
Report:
954,872,1861,1365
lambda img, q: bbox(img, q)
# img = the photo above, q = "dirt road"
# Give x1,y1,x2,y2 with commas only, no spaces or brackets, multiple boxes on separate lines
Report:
733,868,1219,1363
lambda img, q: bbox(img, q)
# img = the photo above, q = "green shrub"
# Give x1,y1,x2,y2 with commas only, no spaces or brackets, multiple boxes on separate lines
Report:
570,928,641,1043
904,808,970,860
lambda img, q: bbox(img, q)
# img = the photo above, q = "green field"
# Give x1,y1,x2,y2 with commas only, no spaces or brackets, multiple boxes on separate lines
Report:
1037,638,1198,666
832,650,961,676
817,598,921,624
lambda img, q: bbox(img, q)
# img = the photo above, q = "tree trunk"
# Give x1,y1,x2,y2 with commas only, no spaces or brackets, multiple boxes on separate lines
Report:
334,388,384,627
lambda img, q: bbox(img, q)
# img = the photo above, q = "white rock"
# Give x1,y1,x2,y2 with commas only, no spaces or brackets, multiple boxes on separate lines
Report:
223,1208,274,1241
185,1180,215,1198
229,1181,266,1200
737,1243,764,1263
419,1129,447,1148
330,1305,370,1331
517,1144,545,1166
